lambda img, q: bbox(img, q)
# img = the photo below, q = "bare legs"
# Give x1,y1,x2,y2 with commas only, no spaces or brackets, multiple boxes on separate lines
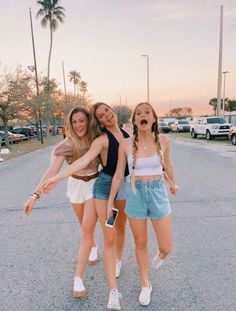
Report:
73,199,98,278
114,199,127,261
151,215,173,260
129,218,149,287
95,199,117,290
72,200,98,279
129,215,173,286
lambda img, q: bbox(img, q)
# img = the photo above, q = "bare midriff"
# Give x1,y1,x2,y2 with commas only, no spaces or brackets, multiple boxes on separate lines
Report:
134,174,163,182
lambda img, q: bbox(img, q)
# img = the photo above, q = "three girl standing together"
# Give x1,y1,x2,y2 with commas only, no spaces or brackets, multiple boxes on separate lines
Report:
24,102,178,310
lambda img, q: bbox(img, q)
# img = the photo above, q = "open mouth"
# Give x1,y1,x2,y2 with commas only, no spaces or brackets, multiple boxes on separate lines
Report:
140,119,148,125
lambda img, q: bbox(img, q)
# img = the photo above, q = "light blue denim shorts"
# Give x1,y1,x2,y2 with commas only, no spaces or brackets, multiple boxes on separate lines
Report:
125,178,171,219
93,171,128,200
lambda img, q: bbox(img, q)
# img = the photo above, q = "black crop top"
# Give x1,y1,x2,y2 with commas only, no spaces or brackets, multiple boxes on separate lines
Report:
102,128,129,177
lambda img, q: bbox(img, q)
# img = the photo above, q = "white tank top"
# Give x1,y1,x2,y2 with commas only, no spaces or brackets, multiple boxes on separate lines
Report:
127,153,163,176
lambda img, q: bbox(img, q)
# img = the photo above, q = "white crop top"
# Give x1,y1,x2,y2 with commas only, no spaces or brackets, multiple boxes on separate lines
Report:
127,154,163,176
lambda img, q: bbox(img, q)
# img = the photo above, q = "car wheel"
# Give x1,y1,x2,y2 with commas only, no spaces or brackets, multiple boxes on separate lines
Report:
191,129,197,138
206,130,212,140
231,134,236,145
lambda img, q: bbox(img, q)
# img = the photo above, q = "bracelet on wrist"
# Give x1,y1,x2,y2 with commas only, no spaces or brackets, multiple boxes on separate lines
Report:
30,192,40,200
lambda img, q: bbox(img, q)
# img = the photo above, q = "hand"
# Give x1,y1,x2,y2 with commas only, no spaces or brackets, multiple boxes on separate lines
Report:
23,198,36,215
106,205,113,220
41,176,59,194
169,184,179,196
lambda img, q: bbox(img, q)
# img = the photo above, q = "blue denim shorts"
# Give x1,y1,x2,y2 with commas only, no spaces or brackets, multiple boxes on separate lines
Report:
93,171,128,200
125,178,171,219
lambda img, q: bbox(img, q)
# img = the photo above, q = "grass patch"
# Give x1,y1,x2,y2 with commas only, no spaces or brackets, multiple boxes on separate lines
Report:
168,132,232,145
0,135,62,161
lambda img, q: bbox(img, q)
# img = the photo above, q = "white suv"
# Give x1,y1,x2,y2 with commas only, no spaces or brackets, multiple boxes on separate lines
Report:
190,117,231,140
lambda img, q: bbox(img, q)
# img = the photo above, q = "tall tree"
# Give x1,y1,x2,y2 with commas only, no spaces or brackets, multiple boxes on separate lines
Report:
36,0,65,84
68,71,81,97
80,80,87,104
0,68,34,147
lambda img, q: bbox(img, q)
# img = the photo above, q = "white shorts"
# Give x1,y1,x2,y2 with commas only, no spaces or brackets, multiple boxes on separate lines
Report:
66,174,97,204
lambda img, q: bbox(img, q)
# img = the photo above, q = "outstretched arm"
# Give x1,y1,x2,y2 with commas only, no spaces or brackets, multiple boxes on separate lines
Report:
106,139,128,218
41,138,103,193
162,137,179,195
23,154,65,215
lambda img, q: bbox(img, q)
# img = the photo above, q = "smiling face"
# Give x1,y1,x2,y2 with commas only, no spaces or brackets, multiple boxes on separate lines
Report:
132,103,157,132
71,111,88,138
95,104,117,127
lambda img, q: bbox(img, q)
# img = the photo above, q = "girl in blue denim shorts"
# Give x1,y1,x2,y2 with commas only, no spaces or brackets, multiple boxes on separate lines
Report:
42,102,130,310
107,102,179,306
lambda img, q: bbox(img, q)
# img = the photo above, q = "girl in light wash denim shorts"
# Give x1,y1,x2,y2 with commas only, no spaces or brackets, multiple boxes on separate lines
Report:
107,102,179,307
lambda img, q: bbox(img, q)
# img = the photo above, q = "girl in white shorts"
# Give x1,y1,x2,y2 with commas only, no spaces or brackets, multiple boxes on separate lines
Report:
23,106,99,298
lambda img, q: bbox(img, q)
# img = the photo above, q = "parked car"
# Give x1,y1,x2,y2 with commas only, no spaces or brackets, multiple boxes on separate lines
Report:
159,122,170,133
228,126,236,145
190,117,231,140
0,131,6,144
171,120,190,132
13,127,34,138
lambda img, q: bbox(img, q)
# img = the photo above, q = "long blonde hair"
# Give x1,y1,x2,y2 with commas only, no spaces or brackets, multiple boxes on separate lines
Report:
65,106,94,163
90,102,117,138
130,102,165,191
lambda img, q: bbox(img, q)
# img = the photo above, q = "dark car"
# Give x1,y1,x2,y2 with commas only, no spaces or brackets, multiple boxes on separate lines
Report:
13,127,35,138
228,126,236,145
159,122,170,133
0,131,6,144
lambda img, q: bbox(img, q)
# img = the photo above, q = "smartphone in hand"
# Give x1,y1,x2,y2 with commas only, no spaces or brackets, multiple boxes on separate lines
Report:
105,208,119,228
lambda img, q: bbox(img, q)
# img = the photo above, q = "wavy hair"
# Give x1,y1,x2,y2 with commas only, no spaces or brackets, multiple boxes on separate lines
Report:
65,106,94,163
90,102,117,138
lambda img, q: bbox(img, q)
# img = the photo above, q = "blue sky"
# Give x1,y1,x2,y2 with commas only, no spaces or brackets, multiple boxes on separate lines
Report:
1,0,236,115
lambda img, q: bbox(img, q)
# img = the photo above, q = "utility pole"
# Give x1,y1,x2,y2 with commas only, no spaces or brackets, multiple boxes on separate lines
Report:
216,5,223,117
29,7,43,144
62,61,68,115
222,71,230,116
141,55,150,103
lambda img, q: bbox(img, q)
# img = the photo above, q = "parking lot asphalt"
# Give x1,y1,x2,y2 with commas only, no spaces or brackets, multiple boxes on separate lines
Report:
0,139,236,311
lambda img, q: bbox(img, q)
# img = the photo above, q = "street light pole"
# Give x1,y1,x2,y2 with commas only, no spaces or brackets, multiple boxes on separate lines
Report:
29,7,43,144
222,71,230,116
216,5,223,117
141,54,150,103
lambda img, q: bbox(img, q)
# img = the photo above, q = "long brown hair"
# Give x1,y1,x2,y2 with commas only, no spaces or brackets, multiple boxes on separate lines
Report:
90,102,117,138
130,102,164,191
65,106,94,163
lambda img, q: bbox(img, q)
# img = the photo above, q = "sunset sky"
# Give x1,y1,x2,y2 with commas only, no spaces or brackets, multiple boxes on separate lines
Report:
1,0,236,115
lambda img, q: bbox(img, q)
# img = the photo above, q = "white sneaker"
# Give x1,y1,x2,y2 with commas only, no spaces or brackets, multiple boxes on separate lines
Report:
107,289,122,310
115,260,122,278
73,277,86,298
152,253,164,269
139,282,152,306
88,245,98,265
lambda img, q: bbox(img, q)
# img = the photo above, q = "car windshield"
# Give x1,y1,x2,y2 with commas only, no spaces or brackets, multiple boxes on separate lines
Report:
160,123,167,126
178,121,189,124
207,118,225,124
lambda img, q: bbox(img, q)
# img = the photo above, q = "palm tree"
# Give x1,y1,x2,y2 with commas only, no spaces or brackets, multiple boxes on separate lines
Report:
36,0,65,84
80,80,88,104
68,71,81,97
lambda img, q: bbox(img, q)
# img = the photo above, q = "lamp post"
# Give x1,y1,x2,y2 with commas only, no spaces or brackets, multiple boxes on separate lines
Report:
222,71,230,115
216,5,223,117
29,7,43,144
141,54,150,103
